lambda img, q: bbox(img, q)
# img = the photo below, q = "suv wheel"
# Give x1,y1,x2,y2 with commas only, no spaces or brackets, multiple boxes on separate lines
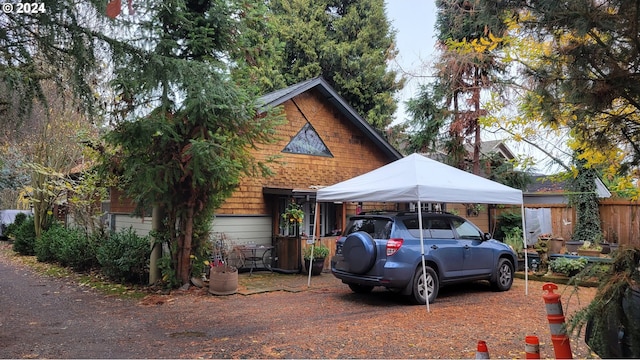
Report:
342,232,376,274
348,283,374,293
491,258,514,291
410,265,438,305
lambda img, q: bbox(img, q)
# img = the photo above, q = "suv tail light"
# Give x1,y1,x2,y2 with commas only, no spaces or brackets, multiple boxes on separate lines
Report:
386,238,404,256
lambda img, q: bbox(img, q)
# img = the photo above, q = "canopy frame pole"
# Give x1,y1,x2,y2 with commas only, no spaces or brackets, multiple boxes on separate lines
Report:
418,201,430,312
308,202,319,287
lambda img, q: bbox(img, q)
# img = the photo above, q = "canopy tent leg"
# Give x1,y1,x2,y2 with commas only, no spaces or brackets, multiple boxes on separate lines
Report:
418,201,430,312
307,202,320,287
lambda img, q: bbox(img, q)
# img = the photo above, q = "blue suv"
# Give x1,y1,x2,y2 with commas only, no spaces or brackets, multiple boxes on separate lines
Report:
330,212,517,304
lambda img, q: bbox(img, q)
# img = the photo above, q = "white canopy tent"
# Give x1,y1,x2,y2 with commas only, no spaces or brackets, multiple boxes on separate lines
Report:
311,153,528,310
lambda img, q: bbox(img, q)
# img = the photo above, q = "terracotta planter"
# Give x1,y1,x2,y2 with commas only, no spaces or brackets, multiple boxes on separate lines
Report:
208,267,238,295
549,238,565,254
577,249,601,257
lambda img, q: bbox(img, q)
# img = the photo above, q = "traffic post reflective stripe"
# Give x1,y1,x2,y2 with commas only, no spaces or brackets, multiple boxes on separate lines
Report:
475,340,490,359
525,335,540,359
542,283,573,359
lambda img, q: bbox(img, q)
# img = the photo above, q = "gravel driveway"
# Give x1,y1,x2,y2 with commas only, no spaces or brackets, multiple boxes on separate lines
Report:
0,244,598,359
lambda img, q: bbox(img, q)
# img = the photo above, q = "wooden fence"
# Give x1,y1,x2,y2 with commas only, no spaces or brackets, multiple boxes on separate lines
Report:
494,200,640,248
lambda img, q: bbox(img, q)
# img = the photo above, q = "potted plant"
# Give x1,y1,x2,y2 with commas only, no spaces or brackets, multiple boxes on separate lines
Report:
542,234,565,254
539,233,564,254
549,256,588,277
303,243,330,276
577,241,603,257
208,233,239,295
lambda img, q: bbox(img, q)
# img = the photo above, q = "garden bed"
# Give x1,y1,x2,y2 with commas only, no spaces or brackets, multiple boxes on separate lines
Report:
549,253,613,264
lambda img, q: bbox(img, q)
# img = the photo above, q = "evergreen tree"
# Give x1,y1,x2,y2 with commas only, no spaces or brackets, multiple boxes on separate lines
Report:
408,0,509,172
0,1,104,123
264,0,404,131
104,0,282,286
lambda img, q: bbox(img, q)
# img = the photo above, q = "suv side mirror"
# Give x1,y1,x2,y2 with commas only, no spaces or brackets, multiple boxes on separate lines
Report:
484,233,492,240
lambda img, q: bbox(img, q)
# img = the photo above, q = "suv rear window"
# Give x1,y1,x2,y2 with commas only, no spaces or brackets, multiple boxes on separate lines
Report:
404,218,455,239
345,218,393,239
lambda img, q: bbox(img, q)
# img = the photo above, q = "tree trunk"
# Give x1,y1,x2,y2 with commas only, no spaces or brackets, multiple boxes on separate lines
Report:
177,206,194,285
472,66,481,176
149,205,164,284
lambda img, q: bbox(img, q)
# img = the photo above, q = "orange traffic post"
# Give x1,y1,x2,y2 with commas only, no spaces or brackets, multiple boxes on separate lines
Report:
542,283,573,359
475,340,490,359
525,335,540,359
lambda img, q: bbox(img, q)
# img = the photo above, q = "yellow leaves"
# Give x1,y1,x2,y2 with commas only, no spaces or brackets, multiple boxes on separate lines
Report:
447,32,503,55
466,32,503,53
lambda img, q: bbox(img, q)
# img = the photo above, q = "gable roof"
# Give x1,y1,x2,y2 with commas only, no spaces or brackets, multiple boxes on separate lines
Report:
464,139,515,160
258,76,402,160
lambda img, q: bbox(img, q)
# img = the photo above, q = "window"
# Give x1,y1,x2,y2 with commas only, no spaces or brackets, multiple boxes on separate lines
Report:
452,219,483,240
346,218,392,239
404,217,454,238
283,123,333,157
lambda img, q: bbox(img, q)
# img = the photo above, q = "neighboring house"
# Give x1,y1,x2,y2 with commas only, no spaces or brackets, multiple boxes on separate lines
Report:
422,139,515,174
464,139,516,162
524,174,611,205
108,77,402,256
520,174,612,244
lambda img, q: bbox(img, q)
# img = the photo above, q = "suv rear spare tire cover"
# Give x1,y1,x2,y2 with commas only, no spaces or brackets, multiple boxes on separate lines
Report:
343,231,377,274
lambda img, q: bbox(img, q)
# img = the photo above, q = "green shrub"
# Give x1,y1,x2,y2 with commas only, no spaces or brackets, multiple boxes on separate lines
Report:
57,227,96,271
12,216,36,256
35,223,63,263
97,227,150,284
503,227,524,258
4,212,28,239
37,224,97,271
494,211,522,242
549,257,588,276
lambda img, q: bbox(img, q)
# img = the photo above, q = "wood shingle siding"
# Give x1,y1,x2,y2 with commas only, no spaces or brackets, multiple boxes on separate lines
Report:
218,89,395,216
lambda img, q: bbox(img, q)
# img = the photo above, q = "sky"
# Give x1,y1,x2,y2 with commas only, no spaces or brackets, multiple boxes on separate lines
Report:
384,0,438,125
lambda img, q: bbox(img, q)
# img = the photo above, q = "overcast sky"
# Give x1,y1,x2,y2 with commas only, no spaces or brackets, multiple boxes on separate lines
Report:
384,0,438,124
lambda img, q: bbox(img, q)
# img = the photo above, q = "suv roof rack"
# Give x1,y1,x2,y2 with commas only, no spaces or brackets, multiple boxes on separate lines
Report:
396,210,455,216
357,210,455,216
